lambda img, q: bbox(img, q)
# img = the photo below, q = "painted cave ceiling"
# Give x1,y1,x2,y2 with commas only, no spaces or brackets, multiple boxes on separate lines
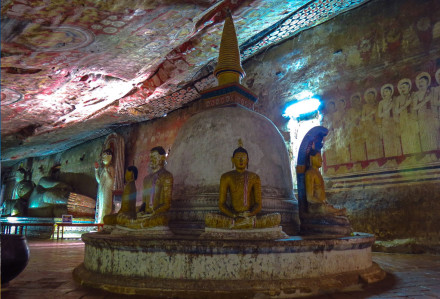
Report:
1,0,368,165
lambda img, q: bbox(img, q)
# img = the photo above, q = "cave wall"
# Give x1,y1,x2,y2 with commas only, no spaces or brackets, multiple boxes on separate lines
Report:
2,0,439,252
240,0,440,252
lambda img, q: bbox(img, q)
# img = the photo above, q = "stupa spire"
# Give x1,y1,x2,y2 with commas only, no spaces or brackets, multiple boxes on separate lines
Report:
213,10,246,86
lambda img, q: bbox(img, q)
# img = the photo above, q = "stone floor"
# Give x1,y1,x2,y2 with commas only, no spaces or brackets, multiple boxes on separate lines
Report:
1,239,440,298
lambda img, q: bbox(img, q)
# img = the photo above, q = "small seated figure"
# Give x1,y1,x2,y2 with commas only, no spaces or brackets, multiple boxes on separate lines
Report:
103,166,138,225
205,142,280,229
305,149,346,216
117,146,173,229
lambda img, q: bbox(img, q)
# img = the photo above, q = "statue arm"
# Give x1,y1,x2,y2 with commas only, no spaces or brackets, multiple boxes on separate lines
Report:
219,175,235,218
95,168,100,184
413,92,430,110
107,165,115,181
248,175,262,217
360,107,368,121
141,178,148,211
377,101,385,118
153,175,172,215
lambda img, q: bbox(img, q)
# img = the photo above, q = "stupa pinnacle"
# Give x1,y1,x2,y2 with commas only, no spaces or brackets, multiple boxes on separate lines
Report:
213,10,246,86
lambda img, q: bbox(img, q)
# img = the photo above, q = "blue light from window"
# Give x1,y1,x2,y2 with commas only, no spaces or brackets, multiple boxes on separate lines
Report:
283,97,321,119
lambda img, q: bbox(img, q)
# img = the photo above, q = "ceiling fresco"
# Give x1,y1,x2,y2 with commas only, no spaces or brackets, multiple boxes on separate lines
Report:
1,0,369,164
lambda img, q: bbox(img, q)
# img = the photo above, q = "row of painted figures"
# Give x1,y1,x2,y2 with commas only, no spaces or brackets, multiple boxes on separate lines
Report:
325,70,440,165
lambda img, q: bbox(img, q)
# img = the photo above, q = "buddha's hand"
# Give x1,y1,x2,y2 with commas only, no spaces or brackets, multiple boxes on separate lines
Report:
137,212,152,219
238,211,251,218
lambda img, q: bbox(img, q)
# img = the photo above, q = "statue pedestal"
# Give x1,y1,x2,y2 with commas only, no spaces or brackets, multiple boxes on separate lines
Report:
200,226,288,240
300,213,353,236
74,232,385,297
110,225,174,237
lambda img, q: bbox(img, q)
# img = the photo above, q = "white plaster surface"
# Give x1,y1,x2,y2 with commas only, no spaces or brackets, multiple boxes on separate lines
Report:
167,106,293,194
83,234,373,281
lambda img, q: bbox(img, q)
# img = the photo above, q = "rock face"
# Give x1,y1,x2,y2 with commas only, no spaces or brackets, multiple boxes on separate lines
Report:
328,182,440,254
167,105,299,235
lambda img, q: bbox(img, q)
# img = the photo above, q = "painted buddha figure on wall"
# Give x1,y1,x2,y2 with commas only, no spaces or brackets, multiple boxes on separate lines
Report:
205,141,280,229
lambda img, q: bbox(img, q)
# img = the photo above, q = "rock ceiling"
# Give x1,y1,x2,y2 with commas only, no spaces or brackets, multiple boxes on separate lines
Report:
1,0,368,165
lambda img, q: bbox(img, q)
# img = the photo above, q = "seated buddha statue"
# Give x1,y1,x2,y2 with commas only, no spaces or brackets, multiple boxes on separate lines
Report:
205,142,280,229
115,146,173,229
305,149,346,216
103,166,137,225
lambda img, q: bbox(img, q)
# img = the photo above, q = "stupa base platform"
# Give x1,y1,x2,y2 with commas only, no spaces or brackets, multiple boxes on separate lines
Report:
109,225,174,237
73,232,385,298
200,226,288,240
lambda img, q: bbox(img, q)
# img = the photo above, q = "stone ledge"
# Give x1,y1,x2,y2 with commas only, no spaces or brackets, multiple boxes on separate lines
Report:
73,262,385,298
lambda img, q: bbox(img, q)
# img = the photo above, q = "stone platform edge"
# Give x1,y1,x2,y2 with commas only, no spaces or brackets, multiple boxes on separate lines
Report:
73,262,385,298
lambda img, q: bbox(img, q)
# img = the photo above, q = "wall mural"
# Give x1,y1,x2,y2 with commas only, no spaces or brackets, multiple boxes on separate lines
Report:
323,67,440,189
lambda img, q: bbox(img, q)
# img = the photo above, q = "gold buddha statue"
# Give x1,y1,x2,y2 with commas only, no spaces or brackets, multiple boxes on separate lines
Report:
103,166,137,225
305,149,346,215
115,146,173,229
205,141,281,229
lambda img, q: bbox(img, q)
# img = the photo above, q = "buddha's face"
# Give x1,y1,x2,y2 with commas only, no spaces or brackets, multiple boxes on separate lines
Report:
417,77,429,90
150,151,164,172
327,102,336,113
351,97,361,109
232,152,248,171
398,83,410,96
336,99,346,111
382,88,392,99
311,153,322,168
365,92,375,104
125,170,134,182
15,170,25,182
102,152,112,165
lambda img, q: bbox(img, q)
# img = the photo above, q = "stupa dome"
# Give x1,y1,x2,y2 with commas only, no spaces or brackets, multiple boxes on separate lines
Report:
167,105,298,234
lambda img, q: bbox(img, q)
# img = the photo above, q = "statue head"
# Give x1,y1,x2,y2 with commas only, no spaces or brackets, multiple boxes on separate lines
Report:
326,101,336,114
336,99,346,111
16,167,27,182
381,84,394,100
308,149,323,169
350,93,361,109
125,166,138,182
416,72,431,91
364,88,377,105
101,149,113,165
397,78,411,96
231,146,248,171
150,146,166,172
